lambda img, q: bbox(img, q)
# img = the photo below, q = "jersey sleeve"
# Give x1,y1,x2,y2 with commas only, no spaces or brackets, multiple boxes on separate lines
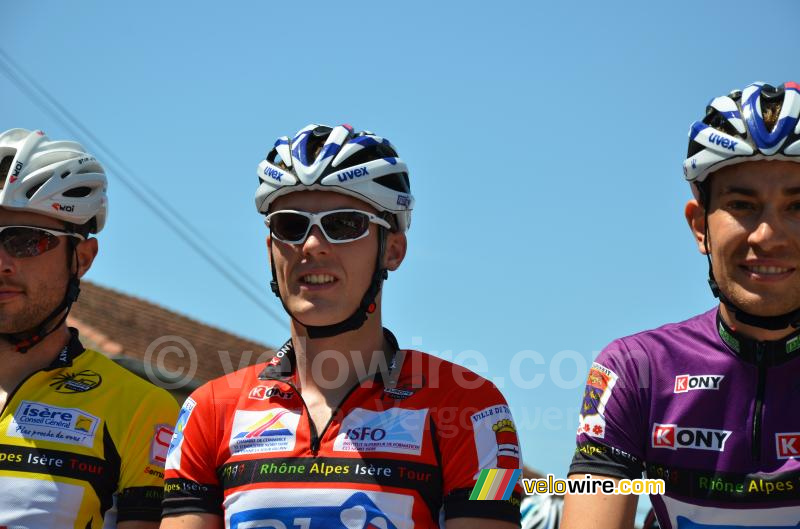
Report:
116,385,180,522
432,367,522,524
162,382,226,517
568,338,649,480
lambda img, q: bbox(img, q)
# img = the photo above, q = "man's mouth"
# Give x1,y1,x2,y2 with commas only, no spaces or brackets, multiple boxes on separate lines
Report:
743,265,793,275
300,274,337,285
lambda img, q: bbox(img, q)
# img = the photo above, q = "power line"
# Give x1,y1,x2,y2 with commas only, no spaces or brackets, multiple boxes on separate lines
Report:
0,47,287,329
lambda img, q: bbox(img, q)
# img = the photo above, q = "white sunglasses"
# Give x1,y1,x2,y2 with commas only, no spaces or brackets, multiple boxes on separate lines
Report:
265,209,391,244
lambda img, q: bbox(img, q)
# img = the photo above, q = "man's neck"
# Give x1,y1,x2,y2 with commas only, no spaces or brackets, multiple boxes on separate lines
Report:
0,324,72,397
719,304,796,342
290,315,391,397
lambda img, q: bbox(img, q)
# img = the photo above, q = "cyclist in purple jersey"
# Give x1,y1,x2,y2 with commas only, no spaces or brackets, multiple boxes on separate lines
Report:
561,82,800,529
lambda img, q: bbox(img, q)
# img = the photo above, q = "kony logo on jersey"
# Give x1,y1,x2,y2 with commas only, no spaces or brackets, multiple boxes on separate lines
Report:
674,374,723,393
230,409,301,455
578,362,619,439
776,432,800,459
248,385,293,401
651,423,731,452
6,401,99,448
228,490,412,529
333,408,427,455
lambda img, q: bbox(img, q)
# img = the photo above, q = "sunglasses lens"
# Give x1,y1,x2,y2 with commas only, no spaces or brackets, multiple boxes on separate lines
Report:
320,211,370,241
1,227,60,258
270,212,311,243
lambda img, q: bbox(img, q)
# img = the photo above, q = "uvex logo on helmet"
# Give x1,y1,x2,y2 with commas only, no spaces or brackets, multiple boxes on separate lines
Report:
337,166,369,182
51,203,75,212
264,167,283,182
9,161,23,183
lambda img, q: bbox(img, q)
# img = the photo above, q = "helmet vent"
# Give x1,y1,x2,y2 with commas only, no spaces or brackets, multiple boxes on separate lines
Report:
63,186,92,198
61,171,71,179
374,173,411,194
0,156,13,190
25,182,45,199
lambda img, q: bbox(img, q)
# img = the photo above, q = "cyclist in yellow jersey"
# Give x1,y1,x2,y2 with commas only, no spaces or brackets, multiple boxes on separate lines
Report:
0,129,179,528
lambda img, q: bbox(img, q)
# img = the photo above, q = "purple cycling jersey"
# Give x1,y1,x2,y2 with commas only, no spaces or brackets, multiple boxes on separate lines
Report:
569,308,800,529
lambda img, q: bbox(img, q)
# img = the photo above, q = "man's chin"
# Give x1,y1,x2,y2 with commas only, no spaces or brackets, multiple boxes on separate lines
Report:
726,292,800,318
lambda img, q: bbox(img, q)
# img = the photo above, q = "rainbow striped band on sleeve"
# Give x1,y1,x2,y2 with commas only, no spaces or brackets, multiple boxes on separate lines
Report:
469,469,521,500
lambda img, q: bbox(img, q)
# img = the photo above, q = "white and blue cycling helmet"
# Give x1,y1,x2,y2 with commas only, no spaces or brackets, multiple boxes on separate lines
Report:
255,123,413,231
684,81,800,197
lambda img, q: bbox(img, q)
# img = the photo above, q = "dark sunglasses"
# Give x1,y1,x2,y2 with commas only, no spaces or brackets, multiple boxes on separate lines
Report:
265,209,391,245
0,226,84,258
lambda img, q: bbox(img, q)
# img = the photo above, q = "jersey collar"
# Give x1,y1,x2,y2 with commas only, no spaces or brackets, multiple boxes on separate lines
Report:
258,327,402,385
717,311,800,365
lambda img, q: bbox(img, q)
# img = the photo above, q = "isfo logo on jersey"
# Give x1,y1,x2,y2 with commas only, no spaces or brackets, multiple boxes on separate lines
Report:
230,409,301,455
333,408,427,455
776,432,800,459
674,374,723,393
7,400,99,448
651,423,731,452
228,490,411,529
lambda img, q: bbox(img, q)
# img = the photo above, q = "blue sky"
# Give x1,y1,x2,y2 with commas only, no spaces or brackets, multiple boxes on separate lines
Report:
4,0,798,501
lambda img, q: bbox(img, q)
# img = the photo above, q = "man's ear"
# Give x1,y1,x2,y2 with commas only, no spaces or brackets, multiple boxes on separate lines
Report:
685,199,708,255
74,238,99,278
383,231,407,271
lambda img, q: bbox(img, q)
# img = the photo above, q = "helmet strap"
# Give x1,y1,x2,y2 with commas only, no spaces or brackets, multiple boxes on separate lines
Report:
3,242,82,353
268,228,389,339
703,204,800,331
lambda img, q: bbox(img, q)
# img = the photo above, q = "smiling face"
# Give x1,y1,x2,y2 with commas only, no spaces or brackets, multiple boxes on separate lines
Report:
268,191,406,328
687,160,800,319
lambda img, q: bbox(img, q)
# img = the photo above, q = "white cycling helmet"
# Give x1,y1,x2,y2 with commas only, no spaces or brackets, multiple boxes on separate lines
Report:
683,81,800,197
255,123,413,231
0,128,108,233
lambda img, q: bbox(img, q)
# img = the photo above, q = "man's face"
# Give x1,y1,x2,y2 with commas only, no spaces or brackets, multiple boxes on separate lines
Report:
690,160,800,317
269,191,406,328
0,209,77,334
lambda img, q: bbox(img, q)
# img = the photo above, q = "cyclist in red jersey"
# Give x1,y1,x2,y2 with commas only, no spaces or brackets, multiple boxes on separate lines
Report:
161,124,523,529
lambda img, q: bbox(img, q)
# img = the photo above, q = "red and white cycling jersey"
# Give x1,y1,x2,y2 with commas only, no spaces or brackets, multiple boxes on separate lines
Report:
163,329,522,528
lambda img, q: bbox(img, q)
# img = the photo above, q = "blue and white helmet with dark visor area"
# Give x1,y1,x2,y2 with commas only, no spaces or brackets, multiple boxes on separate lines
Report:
684,81,800,193
255,123,414,231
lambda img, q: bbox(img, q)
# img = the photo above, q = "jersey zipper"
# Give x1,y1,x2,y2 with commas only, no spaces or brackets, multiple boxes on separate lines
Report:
310,382,364,455
751,344,766,462
273,378,364,456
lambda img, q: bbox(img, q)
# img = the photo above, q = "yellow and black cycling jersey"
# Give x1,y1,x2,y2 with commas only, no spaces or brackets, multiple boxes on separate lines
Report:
0,328,179,528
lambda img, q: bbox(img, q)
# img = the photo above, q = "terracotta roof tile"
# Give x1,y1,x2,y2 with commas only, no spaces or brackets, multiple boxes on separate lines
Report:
69,281,276,384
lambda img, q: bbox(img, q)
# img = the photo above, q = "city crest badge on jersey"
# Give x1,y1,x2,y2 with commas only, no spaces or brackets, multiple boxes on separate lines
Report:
333,408,427,455
776,432,800,459
471,404,521,469
578,362,619,439
49,370,102,393
674,374,723,393
7,400,99,448
230,409,301,455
